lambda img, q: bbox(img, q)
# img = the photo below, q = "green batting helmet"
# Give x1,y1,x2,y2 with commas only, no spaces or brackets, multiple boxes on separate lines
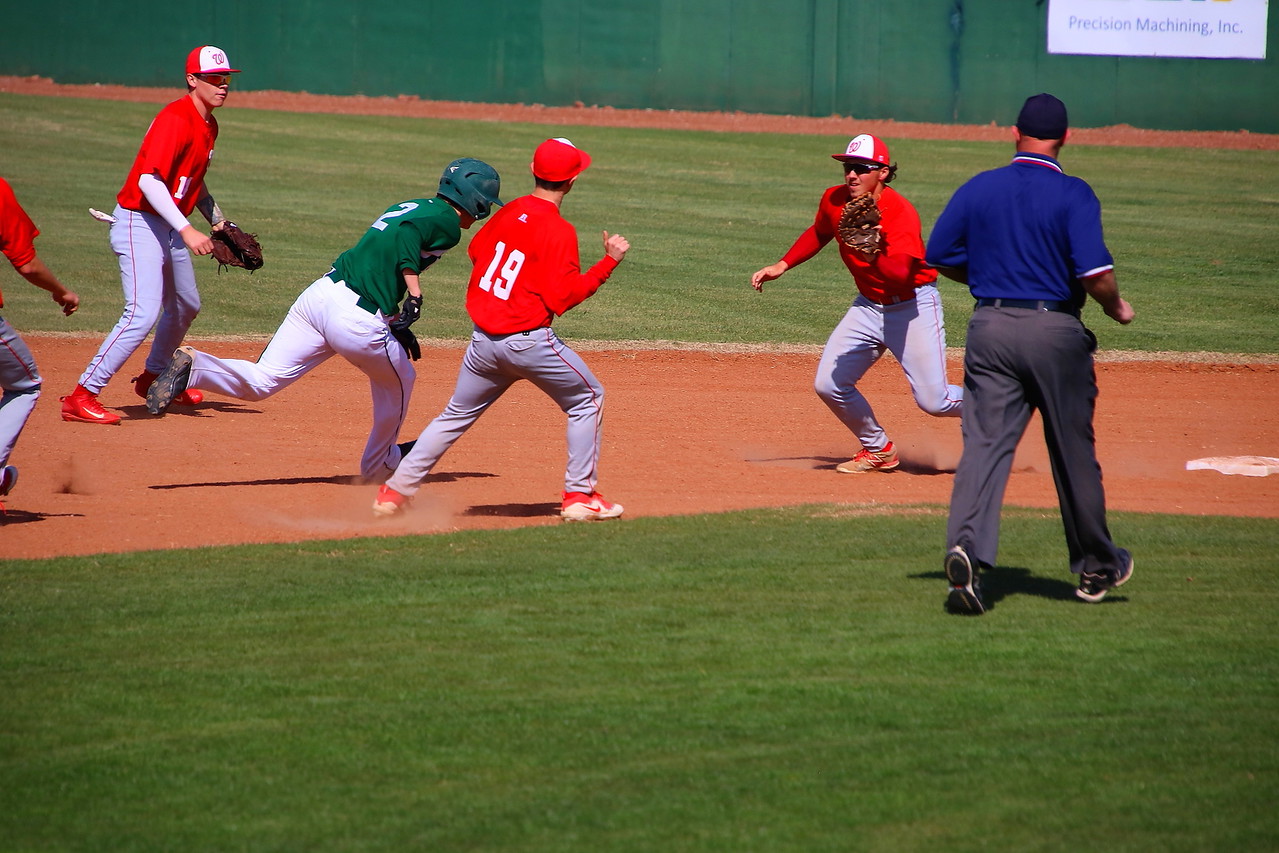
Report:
438,158,503,220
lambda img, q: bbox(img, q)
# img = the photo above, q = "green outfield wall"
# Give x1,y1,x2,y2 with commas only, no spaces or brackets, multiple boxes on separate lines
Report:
3,0,1275,132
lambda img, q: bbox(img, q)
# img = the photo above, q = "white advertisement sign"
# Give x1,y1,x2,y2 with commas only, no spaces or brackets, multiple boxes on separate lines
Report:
1048,0,1269,59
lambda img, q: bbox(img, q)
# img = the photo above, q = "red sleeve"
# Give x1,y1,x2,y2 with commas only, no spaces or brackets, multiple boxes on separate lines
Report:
0,178,39,269
779,187,840,268
779,226,828,269
538,221,618,317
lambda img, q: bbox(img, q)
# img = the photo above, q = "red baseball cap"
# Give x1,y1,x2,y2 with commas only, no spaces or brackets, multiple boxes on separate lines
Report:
832,133,890,166
531,137,591,182
186,46,240,75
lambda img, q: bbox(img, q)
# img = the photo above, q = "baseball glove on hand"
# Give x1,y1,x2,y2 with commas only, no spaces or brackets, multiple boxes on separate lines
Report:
210,222,264,273
837,194,885,257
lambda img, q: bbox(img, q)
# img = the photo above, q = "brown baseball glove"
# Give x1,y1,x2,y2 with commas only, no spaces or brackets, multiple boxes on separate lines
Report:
836,194,884,257
211,222,264,273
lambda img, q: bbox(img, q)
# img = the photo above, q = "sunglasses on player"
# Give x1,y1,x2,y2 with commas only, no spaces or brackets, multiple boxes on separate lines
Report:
193,73,232,86
843,161,885,175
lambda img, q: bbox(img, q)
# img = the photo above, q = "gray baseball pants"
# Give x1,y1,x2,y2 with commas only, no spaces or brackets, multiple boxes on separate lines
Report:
388,326,604,497
0,316,41,468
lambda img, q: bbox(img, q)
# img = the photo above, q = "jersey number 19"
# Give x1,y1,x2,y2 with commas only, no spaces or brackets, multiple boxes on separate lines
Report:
478,241,525,301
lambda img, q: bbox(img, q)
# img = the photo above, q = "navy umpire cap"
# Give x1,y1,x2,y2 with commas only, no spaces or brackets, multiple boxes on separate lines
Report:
1016,93,1069,140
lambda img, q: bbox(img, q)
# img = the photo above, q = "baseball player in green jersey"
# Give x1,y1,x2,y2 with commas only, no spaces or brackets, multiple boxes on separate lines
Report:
146,159,503,481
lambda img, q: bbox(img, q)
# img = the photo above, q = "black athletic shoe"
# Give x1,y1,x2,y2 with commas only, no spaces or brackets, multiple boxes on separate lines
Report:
396,440,417,460
944,545,985,615
1076,549,1134,603
146,346,194,415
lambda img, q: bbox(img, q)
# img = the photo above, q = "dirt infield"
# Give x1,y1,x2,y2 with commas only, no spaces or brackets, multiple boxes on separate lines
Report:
2,79,1277,558
3,337,1276,560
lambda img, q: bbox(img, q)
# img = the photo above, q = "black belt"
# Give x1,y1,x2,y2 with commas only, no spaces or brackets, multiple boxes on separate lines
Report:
870,292,917,306
976,297,1078,315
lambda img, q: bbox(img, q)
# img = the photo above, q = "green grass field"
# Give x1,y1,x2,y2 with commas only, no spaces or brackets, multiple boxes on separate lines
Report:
3,510,1277,851
2,93,1278,850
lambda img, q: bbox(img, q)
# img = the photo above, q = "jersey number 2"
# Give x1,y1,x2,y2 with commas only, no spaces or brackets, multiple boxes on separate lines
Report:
478,241,525,301
371,202,419,231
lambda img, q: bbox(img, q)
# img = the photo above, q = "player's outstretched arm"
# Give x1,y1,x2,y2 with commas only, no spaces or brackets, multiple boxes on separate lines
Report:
750,261,789,292
16,256,79,315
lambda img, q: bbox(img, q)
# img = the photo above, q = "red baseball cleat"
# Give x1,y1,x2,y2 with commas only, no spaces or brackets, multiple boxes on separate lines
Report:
836,441,900,473
61,386,122,425
560,491,624,521
372,484,411,518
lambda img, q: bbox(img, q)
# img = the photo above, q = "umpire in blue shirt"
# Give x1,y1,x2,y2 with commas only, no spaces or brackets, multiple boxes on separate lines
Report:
925,93,1135,615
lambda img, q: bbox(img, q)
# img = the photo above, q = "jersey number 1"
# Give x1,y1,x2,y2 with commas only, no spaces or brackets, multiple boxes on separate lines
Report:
478,241,525,301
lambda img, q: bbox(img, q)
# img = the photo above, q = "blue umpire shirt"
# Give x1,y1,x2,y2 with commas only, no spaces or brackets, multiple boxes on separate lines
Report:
925,152,1113,303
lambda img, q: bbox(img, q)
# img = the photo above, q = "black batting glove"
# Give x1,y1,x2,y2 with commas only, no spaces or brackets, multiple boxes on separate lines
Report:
390,325,421,361
396,294,423,328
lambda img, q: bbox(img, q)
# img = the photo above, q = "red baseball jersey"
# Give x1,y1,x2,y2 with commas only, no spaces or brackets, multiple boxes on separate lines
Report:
465,194,619,335
116,96,218,217
0,177,40,306
782,184,937,303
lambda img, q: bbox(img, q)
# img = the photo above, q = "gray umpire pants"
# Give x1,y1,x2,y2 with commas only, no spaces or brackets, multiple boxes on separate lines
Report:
946,305,1127,577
